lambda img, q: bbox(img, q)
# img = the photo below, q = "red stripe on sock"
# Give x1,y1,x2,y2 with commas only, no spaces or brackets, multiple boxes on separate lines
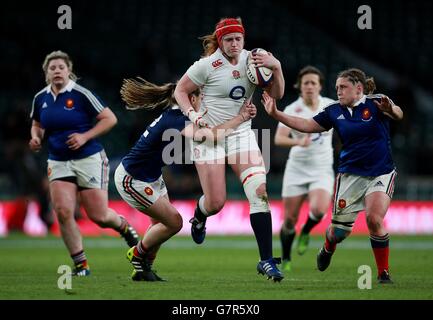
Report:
373,246,389,276
325,237,336,252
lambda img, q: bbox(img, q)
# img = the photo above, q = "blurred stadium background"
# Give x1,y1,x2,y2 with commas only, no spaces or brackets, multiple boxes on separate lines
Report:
1,0,432,236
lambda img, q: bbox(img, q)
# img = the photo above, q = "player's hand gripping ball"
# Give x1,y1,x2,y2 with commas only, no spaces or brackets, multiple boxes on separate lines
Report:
246,48,273,87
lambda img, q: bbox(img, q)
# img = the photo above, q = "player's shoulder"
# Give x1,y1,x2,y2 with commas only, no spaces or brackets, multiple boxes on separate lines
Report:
321,96,336,105
73,82,95,97
197,50,221,64
33,86,49,100
366,93,386,103
240,49,250,60
189,51,221,74
366,93,396,110
164,105,189,121
323,99,340,110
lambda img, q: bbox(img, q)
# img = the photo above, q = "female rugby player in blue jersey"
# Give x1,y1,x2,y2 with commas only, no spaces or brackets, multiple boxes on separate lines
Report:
262,68,403,283
117,77,257,281
29,51,139,276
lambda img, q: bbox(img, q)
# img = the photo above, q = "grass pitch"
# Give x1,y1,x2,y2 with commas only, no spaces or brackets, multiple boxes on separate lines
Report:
1,234,432,300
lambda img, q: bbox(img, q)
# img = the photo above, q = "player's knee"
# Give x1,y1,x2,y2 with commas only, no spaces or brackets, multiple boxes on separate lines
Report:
206,196,225,215
366,214,384,233
89,213,111,228
310,208,325,220
255,183,267,197
168,213,183,234
284,216,297,230
240,167,270,213
54,205,74,224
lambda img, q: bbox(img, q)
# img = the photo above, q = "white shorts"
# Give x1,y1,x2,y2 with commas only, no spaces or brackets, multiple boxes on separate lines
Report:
282,161,335,197
190,128,261,163
332,170,397,230
114,163,167,211
47,151,109,190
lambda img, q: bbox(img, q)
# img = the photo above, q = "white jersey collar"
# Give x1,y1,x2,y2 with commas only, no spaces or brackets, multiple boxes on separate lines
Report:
353,94,366,107
46,80,76,94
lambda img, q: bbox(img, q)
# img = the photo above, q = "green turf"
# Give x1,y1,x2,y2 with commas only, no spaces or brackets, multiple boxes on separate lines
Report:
1,234,432,300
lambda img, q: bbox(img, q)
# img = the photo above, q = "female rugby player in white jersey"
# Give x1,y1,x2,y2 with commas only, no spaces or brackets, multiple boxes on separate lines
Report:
174,17,285,281
275,66,335,272
117,77,256,281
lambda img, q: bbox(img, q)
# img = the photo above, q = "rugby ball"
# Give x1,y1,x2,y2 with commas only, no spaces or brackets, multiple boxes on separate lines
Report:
246,48,273,87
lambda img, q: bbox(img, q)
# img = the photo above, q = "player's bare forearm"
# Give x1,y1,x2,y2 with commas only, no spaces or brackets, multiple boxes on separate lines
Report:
265,65,285,99
83,109,117,141
273,111,324,133
210,115,245,140
386,105,404,121
85,117,116,141
31,123,44,140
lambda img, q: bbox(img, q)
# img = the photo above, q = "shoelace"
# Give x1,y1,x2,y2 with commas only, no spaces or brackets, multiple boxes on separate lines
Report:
189,217,205,230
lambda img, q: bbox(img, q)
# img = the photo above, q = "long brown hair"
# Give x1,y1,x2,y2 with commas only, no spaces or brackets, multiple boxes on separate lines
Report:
120,77,200,111
337,68,376,94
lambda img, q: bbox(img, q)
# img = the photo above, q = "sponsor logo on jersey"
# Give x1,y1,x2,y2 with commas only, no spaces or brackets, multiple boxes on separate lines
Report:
337,114,345,120
42,102,48,109
338,199,346,209
229,86,246,100
144,187,153,196
232,70,240,79
211,59,223,69
88,177,97,184
361,108,372,121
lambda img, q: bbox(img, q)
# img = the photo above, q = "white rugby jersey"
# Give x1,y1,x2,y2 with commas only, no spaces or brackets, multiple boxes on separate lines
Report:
278,96,335,165
187,48,256,132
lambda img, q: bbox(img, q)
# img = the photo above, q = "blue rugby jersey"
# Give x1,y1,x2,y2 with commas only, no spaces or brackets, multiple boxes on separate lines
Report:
121,106,190,182
30,80,105,161
313,95,395,176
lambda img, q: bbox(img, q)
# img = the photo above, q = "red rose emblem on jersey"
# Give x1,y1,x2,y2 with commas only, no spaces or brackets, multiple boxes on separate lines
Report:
47,167,52,177
361,108,371,121
338,199,346,209
66,99,74,109
232,70,240,79
295,106,303,113
144,187,153,196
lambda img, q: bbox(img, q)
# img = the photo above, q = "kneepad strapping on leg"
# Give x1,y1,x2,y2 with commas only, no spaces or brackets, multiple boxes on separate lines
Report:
326,226,351,244
240,166,270,214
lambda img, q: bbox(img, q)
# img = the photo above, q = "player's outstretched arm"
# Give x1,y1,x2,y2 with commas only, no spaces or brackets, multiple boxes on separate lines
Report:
374,96,404,121
183,101,256,142
262,92,325,133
